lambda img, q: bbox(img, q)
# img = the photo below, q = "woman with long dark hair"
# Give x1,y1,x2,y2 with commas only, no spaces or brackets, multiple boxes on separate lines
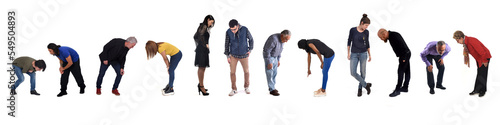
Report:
193,15,214,96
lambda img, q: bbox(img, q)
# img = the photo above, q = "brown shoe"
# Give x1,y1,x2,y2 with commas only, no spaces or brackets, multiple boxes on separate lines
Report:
270,90,280,96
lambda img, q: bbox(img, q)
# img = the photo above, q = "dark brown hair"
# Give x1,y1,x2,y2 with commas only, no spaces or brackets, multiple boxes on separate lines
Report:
360,14,370,25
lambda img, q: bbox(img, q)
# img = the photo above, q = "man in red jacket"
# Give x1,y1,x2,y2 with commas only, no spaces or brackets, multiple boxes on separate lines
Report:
453,30,492,97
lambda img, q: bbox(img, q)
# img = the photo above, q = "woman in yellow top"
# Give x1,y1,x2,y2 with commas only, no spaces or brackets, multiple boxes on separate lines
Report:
146,40,182,96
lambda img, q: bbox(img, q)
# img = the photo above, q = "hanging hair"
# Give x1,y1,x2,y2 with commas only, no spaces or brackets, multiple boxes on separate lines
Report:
145,40,159,60
47,43,61,56
202,15,215,28
360,13,370,25
298,39,308,50
35,60,46,72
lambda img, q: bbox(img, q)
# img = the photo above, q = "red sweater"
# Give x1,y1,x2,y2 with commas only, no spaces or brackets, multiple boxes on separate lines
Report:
465,36,491,65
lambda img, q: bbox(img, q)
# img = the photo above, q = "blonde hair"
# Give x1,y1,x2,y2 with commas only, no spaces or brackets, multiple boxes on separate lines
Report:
145,40,163,60
453,30,465,40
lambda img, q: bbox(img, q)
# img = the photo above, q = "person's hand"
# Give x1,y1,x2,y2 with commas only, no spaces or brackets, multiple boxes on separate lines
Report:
347,53,351,60
227,58,231,64
427,65,433,72
368,55,372,62
120,68,124,75
307,69,311,77
103,60,108,65
166,63,170,69
439,59,444,65
246,52,251,57
206,44,209,49
403,60,406,63
483,62,489,67
59,67,64,74
278,61,280,67
28,70,33,73
267,64,273,70
320,62,324,69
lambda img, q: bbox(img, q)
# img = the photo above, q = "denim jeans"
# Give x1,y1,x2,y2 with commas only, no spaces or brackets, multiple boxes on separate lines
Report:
96,61,122,90
13,65,36,91
322,54,335,90
265,57,278,91
167,51,182,88
350,52,368,89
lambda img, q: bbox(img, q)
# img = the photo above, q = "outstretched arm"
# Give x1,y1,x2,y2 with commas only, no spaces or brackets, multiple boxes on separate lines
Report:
308,43,323,69
307,52,311,77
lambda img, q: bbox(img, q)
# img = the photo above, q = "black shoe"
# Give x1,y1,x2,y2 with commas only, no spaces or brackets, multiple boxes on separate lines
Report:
366,83,372,95
400,89,408,93
57,91,68,97
436,86,446,90
270,90,280,96
162,87,174,96
389,91,400,97
479,92,486,97
198,83,209,96
357,89,362,97
80,87,85,94
30,90,40,95
430,89,435,94
10,89,17,95
469,91,479,95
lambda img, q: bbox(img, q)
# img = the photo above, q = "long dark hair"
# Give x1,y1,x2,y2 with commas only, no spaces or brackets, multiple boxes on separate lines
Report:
202,15,215,28
47,43,61,56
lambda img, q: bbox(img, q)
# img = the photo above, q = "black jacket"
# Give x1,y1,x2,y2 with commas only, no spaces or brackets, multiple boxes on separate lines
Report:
99,38,129,68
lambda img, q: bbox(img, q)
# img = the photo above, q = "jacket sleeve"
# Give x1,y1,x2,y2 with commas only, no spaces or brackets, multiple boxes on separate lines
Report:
224,30,231,58
246,28,254,52
101,40,114,61
263,36,276,65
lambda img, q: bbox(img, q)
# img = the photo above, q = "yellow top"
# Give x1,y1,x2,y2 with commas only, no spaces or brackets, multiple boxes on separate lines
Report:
158,42,180,56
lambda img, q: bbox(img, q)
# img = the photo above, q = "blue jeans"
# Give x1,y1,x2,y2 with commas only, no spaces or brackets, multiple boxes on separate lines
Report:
167,51,182,88
322,54,334,90
350,52,368,89
96,61,122,90
265,57,279,91
13,65,36,91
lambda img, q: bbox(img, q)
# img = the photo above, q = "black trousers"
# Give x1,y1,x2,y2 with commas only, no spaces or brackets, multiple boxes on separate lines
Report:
426,55,445,90
60,60,86,92
473,59,490,93
395,52,411,91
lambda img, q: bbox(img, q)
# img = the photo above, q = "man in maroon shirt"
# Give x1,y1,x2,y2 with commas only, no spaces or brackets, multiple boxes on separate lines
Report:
453,30,492,97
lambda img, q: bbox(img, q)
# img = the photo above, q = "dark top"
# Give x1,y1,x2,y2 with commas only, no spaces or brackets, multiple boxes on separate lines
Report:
194,23,210,53
304,39,335,58
99,38,130,68
388,31,410,58
13,56,36,73
347,27,370,53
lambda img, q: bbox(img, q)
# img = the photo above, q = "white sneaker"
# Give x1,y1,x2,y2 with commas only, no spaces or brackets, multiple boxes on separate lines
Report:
314,89,326,97
245,88,251,94
228,90,237,96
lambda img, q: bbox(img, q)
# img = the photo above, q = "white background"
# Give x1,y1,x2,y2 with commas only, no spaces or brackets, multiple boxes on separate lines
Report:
1,0,499,125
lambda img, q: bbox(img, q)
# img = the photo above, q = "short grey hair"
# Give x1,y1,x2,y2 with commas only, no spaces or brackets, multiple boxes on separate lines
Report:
437,41,445,46
281,29,291,37
126,36,137,44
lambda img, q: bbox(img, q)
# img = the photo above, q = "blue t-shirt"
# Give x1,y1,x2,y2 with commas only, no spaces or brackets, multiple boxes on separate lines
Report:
57,46,80,63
